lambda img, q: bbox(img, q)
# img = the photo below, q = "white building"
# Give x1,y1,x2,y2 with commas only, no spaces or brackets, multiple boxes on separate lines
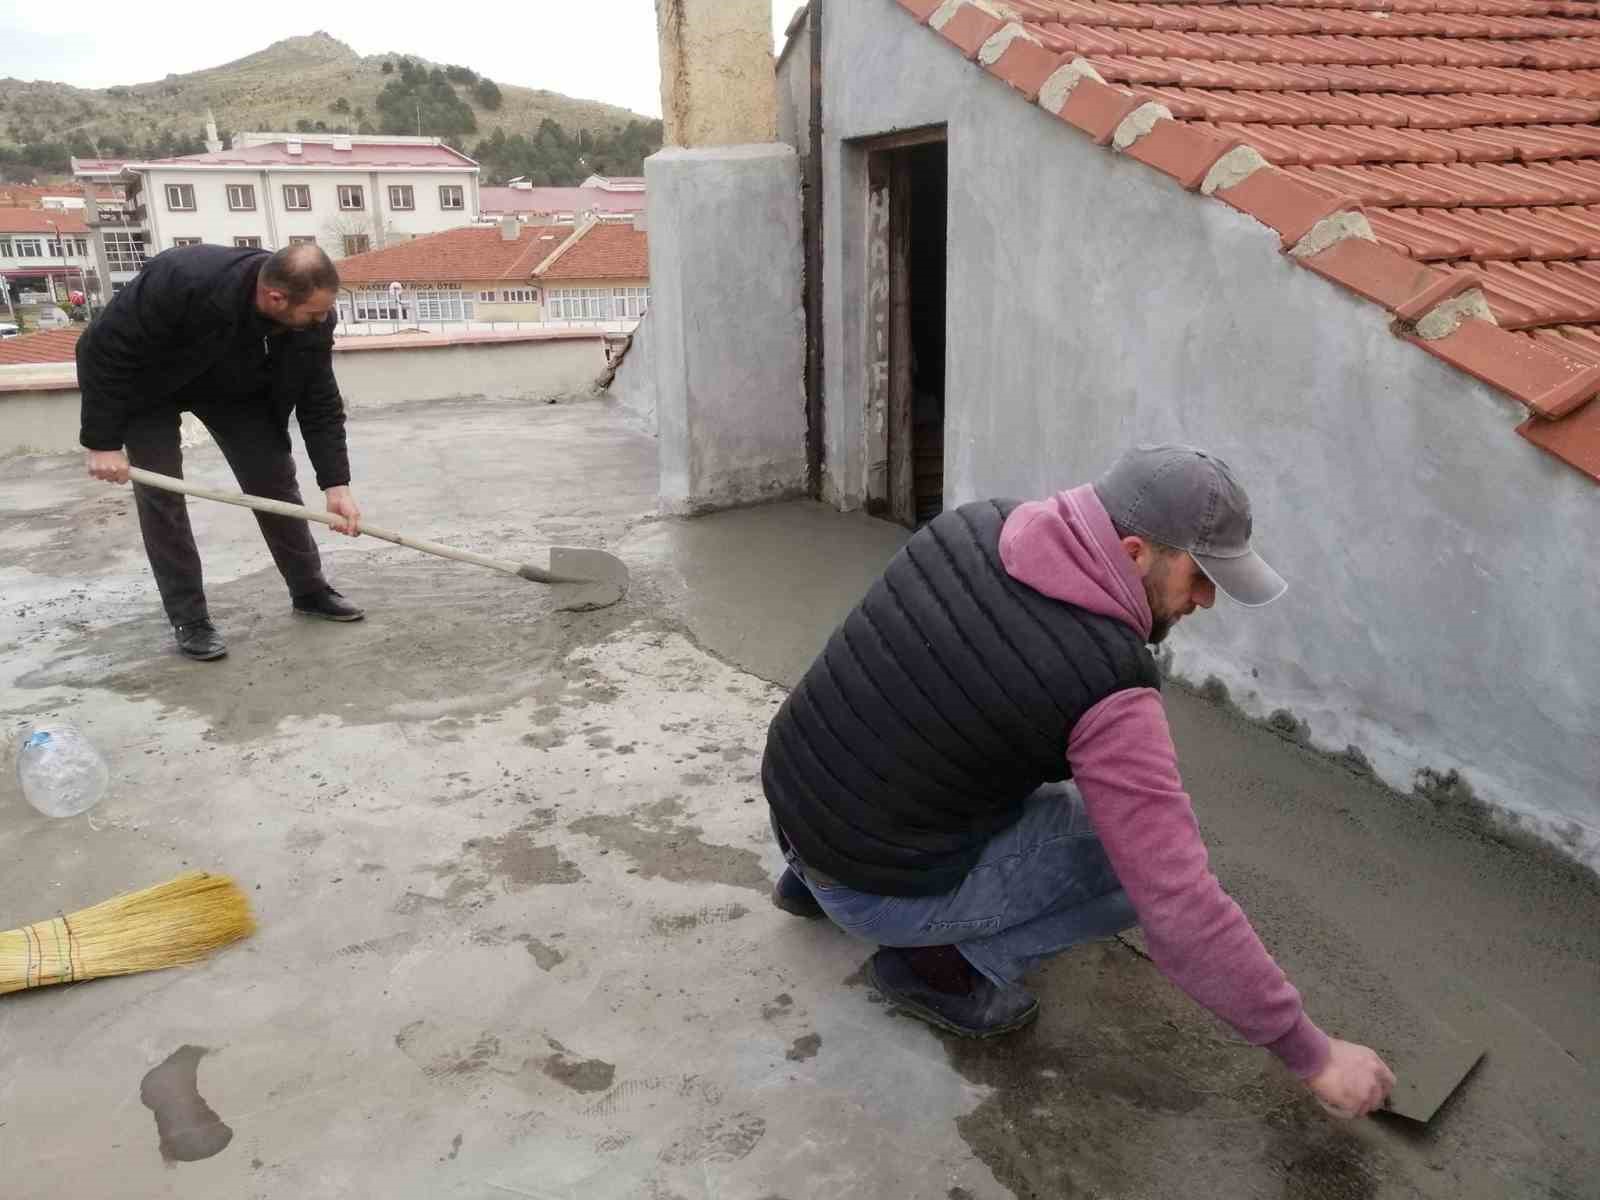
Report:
0,208,96,305
87,125,481,263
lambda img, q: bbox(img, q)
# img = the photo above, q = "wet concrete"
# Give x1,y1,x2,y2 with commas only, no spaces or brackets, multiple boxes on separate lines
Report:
2,394,1597,1198
139,1045,233,1164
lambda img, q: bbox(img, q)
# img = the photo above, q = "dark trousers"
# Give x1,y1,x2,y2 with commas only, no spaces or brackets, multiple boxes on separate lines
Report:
124,400,326,626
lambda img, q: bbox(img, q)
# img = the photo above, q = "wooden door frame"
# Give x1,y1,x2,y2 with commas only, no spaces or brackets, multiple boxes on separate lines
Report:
862,125,945,527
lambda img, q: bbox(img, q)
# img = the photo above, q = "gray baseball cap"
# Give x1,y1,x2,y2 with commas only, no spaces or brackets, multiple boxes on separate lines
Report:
1093,444,1287,608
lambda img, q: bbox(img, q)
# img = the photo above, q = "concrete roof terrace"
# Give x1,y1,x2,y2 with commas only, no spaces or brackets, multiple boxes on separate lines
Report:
1,391,1597,1197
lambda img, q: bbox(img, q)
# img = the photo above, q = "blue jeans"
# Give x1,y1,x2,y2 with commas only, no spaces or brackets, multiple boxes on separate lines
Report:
779,782,1137,988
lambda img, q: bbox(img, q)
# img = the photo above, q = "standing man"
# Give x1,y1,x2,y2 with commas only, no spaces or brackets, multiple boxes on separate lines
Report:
77,243,365,661
764,445,1396,1119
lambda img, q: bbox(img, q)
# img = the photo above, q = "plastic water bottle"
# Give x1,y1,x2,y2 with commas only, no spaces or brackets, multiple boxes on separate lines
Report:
15,723,109,818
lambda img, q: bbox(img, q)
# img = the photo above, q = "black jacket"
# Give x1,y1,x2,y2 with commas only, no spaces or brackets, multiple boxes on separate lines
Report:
763,501,1158,897
76,245,351,489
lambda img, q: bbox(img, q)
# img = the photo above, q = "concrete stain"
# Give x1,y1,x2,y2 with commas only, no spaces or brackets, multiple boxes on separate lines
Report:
541,1050,617,1094
657,1111,767,1167
446,1133,463,1162
517,935,566,971
568,797,767,892
760,993,795,1021
138,1045,234,1164
650,903,750,936
785,1033,821,1062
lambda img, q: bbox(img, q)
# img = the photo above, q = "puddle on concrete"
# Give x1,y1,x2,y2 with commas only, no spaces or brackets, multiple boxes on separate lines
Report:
568,797,766,892
138,1045,233,1164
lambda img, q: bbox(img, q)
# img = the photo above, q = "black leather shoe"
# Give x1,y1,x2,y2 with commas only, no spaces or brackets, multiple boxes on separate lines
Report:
174,620,227,661
772,866,825,919
867,947,1039,1038
292,587,365,622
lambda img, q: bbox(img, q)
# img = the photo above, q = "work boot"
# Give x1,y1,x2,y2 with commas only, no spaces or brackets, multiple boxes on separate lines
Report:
867,946,1039,1039
174,620,227,661
292,586,365,622
771,866,825,919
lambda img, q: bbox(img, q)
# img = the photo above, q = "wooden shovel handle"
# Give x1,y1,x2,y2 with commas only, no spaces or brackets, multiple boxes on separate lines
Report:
125,467,546,580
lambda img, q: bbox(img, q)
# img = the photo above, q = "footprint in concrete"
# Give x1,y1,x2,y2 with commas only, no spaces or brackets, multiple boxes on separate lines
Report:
139,1045,233,1163
540,1037,616,1094
658,1111,767,1166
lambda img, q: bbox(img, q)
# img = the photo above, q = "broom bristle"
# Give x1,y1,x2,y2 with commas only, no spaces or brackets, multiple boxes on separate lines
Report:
0,872,255,995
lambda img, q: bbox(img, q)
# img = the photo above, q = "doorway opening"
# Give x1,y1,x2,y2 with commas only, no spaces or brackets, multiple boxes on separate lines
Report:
864,130,948,529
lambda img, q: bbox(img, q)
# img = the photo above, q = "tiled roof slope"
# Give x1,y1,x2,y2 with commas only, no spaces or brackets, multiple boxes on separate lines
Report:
0,328,83,365
899,0,1600,482
535,222,650,281
337,225,573,285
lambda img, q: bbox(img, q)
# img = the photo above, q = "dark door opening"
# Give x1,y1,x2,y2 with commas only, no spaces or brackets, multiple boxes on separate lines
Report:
865,133,948,529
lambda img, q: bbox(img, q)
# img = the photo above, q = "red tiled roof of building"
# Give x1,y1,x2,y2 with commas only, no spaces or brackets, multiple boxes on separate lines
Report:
903,0,1600,481
336,224,574,285
0,327,82,365
137,142,475,169
535,221,649,281
0,209,90,234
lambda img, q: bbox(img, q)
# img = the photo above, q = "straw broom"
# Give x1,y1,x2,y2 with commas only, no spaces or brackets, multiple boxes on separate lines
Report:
0,872,255,995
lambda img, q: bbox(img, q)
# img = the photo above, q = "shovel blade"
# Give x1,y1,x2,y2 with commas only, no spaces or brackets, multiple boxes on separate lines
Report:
548,547,629,612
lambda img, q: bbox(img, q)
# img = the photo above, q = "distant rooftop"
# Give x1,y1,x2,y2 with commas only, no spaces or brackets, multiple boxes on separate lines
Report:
336,223,574,285
119,134,477,172
0,328,82,366
536,220,649,281
0,209,91,234
481,186,646,218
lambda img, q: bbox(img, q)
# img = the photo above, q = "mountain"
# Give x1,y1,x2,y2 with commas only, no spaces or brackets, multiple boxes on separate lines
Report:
0,33,657,181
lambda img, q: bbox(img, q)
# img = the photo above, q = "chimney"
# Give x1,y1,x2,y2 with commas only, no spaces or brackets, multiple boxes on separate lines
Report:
286,137,303,156
204,110,222,154
632,210,648,232
332,135,352,152
500,215,520,241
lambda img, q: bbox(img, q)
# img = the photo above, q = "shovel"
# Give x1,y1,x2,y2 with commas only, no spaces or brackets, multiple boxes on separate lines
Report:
126,467,629,612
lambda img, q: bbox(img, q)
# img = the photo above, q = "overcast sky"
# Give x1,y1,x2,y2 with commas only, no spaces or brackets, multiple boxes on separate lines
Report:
0,2,801,119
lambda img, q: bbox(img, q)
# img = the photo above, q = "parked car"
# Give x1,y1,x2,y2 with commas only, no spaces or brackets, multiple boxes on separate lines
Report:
0,323,19,340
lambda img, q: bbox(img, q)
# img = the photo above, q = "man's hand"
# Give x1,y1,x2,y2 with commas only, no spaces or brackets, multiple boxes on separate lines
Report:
87,449,130,485
1306,1039,1396,1118
324,485,362,537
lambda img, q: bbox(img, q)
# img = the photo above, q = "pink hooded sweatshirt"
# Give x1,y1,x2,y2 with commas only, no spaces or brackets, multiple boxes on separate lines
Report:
1000,484,1331,1080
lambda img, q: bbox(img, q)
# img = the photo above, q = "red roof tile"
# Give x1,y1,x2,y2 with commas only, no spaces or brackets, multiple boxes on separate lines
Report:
534,222,649,281
911,0,1600,482
336,224,574,285
0,210,90,234
0,327,82,365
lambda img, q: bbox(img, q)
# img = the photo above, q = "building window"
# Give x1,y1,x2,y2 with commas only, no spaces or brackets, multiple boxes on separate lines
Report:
348,289,409,322
501,288,535,303
413,285,472,321
165,184,196,211
226,184,256,211
288,235,318,246
389,185,415,211
478,290,496,302
613,286,651,319
234,236,262,248
342,234,371,256
283,185,312,211
13,238,43,259
338,185,365,211
104,231,149,271
547,286,626,321
172,237,203,248
439,185,464,211
74,238,89,256
0,238,11,257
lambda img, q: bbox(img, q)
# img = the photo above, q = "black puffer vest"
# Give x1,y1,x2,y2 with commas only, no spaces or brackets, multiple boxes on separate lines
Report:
763,500,1159,897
